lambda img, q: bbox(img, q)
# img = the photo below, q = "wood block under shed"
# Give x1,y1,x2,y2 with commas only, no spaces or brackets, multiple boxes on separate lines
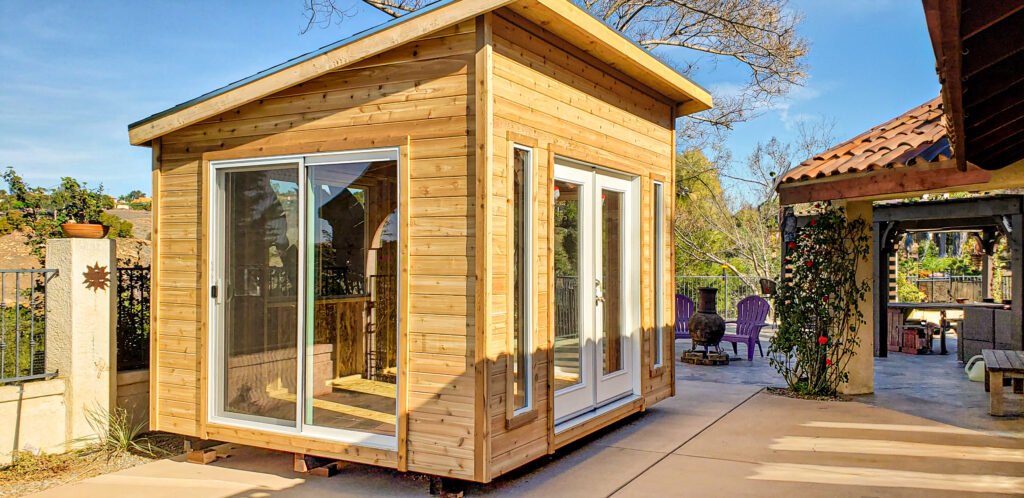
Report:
184,438,219,464
187,448,217,464
294,453,345,476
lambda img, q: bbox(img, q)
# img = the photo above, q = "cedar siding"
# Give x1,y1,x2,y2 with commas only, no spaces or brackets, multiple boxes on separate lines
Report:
141,0,699,483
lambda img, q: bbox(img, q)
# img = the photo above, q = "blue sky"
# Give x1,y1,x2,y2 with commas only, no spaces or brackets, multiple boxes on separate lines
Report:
0,0,939,197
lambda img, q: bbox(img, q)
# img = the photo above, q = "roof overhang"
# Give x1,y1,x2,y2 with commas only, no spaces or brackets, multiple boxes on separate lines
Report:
128,0,712,146
777,157,992,205
922,0,1024,170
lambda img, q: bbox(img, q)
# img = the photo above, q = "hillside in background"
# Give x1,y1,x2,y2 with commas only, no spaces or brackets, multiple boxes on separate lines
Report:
0,209,151,270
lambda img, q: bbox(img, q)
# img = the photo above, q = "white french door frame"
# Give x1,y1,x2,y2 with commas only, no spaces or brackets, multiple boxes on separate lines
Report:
552,165,595,421
553,157,641,424
206,148,401,451
593,172,636,403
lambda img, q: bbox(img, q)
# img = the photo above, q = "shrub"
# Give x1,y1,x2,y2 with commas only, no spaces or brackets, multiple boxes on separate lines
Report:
99,213,134,238
770,203,870,396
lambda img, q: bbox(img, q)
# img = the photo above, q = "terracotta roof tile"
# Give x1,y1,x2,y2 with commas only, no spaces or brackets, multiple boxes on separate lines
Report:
782,96,950,184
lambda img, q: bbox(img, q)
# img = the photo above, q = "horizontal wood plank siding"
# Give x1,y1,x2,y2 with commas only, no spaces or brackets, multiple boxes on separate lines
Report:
153,25,478,478
486,8,674,479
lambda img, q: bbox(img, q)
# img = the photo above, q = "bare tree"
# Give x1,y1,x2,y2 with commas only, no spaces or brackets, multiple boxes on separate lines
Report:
301,0,809,145
674,117,835,282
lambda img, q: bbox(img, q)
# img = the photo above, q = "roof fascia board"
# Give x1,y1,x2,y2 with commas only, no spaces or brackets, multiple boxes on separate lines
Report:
777,158,991,205
513,0,712,111
129,0,512,145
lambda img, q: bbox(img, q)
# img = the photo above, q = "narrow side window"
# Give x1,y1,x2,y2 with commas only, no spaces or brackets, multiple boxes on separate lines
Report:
653,181,664,368
512,145,533,413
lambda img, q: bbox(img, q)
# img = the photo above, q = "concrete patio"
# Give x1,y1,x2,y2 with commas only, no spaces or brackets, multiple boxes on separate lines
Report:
29,336,1024,497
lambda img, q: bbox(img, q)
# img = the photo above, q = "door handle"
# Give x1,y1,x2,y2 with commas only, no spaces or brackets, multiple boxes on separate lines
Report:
595,279,604,304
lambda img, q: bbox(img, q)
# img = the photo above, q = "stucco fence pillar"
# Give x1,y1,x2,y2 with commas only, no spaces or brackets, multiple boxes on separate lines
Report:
44,238,118,449
839,200,875,395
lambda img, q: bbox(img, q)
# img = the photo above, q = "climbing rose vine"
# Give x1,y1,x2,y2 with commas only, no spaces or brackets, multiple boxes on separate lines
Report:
769,203,870,396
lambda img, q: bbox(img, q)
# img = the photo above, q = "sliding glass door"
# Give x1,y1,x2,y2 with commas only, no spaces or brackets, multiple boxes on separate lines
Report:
210,149,400,448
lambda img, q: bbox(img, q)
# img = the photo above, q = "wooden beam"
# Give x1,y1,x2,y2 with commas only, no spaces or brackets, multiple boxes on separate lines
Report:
968,115,1024,153
973,131,1024,168
962,51,1024,107
923,0,968,171
874,196,1022,223
777,159,991,205
873,222,895,358
962,8,1024,78
129,0,516,145
883,217,1006,232
472,12,493,483
966,92,1024,134
961,0,1024,39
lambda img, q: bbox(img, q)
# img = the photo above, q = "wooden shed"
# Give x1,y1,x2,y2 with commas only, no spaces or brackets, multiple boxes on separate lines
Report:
128,0,711,482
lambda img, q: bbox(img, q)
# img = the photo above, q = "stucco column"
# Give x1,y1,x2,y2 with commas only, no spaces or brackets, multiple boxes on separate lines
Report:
45,238,117,448
840,200,874,395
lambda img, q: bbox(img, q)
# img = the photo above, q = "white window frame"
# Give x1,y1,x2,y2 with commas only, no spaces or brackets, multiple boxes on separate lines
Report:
512,144,534,416
207,147,401,451
652,181,665,368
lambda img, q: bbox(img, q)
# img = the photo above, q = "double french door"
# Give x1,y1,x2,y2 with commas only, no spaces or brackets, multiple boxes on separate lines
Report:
553,160,639,422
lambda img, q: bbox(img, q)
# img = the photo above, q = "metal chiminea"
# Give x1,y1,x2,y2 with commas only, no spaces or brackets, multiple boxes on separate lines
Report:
681,287,729,365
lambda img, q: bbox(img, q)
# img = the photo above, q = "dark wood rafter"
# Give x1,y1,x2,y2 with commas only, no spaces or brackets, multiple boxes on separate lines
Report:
870,195,1024,357
924,0,1024,170
961,0,1024,38
961,7,1024,78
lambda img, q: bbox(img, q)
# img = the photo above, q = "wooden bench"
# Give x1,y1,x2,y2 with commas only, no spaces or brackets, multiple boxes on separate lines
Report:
982,349,1024,416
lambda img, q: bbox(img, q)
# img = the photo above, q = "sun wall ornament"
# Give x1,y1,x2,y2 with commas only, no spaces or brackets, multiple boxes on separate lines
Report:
82,263,110,292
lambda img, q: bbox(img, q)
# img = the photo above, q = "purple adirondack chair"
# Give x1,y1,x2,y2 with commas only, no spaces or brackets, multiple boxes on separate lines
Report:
675,294,695,340
721,295,771,361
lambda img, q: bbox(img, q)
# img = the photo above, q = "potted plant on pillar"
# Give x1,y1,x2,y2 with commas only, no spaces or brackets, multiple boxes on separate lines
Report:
53,177,111,238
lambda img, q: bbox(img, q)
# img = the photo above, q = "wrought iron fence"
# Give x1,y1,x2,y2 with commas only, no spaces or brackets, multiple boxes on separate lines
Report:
675,275,762,321
554,276,579,339
117,267,150,371
1,269,58,384
905,275,1013,303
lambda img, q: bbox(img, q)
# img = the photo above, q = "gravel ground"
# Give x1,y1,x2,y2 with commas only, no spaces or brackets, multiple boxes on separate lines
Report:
0,432,184,498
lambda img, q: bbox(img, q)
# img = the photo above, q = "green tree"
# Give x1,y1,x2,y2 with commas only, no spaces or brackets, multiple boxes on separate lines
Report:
119,190,147,203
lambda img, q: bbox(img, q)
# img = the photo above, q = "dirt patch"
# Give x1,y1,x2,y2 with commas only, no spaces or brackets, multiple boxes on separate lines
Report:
0,432,184,497
765,386,851,402
0,230,41,270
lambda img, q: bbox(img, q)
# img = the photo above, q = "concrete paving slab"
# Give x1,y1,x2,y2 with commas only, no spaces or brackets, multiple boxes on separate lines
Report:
30,443,429,498
589,381,761,453
661,392,1024,494
615,453,1024,497
468,445,664,496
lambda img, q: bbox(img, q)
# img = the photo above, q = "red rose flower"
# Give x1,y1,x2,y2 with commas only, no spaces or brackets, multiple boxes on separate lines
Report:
825,359,832,366
818,336,828,345
788,242,796,249
810,219,816,226
806,261,813,267
823,295,829,302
